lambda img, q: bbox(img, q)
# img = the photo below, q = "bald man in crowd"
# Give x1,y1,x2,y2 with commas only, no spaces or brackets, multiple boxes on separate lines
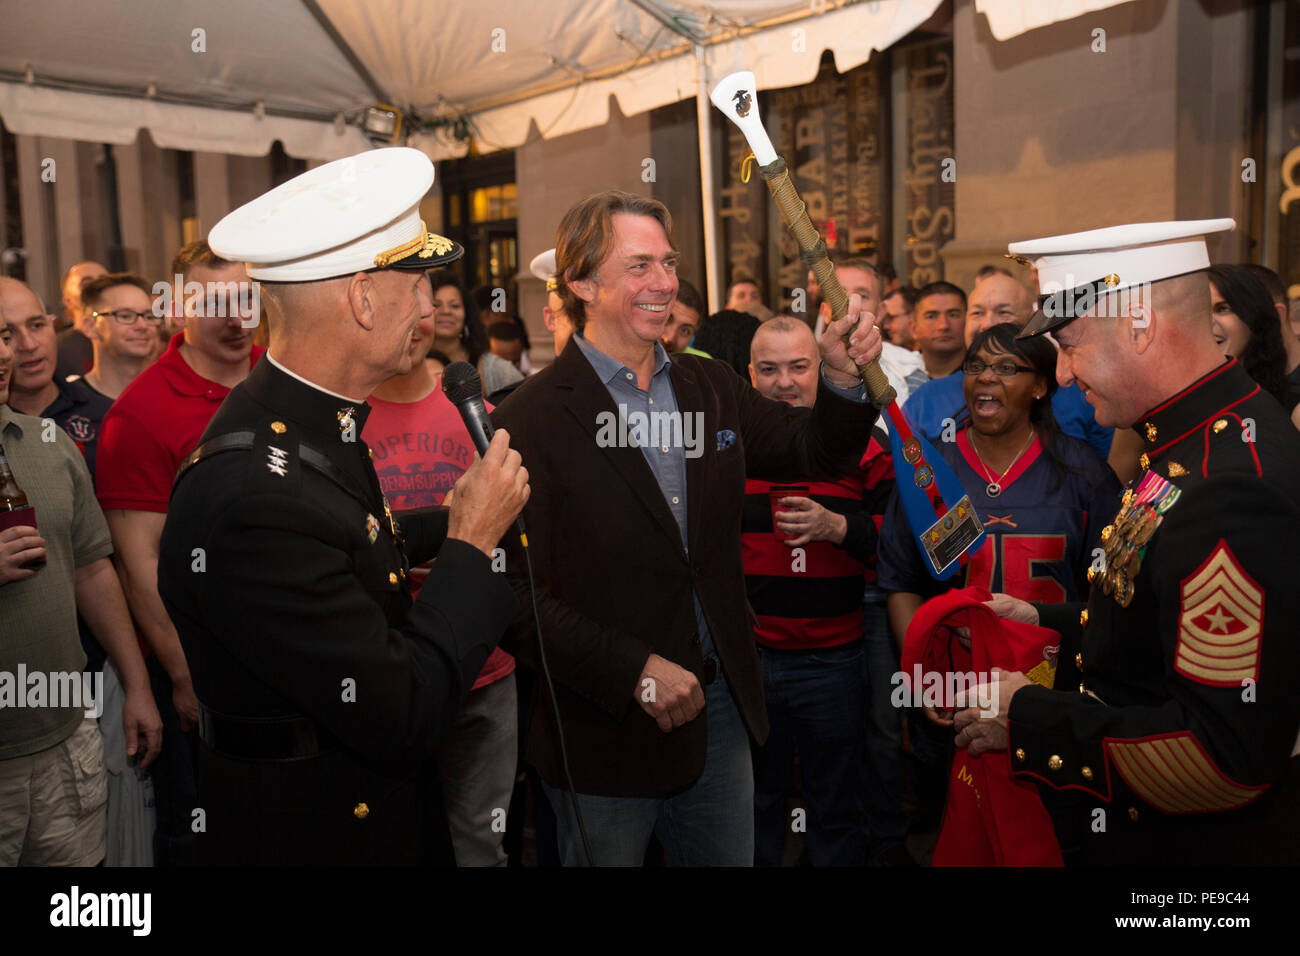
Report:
55,261,108,381
743,316,900,866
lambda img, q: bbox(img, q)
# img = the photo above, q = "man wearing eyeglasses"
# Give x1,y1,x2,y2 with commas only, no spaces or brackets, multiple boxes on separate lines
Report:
54,273,162,482
78,274,160,399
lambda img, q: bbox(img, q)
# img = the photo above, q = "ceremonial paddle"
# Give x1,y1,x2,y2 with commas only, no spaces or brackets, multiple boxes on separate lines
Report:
710,70,984,579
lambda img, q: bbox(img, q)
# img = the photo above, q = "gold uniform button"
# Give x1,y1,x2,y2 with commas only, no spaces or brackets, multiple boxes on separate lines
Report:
1080,609,1088,628
1081,766,1094,781
1048,755,1063,771
1079,682,1087,694
270,421,287,435
354,802,370,819
1213,419,1228,434
388,572,398,585
1014,748,1026,763
398,568,407,581
1128,806,1139,822
368,448,374,459
1075,652,1083,669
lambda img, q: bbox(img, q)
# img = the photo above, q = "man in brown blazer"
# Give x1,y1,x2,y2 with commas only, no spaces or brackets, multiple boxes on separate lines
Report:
493,191,882,865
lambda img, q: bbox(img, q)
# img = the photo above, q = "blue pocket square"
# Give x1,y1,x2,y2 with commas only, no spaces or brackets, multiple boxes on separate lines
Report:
716,429,736,452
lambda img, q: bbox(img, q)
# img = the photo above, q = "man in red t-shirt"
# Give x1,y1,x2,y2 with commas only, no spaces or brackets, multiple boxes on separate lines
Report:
363,317,517,867
95,240,263,864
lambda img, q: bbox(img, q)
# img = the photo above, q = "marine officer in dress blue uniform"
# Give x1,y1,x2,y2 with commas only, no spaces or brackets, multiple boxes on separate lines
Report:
158,148,530,865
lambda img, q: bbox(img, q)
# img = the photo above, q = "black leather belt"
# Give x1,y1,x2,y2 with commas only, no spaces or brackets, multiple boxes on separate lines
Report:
198,706,336,762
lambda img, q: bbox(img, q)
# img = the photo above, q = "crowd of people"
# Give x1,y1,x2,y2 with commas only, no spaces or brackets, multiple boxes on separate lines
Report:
2,146,1298,868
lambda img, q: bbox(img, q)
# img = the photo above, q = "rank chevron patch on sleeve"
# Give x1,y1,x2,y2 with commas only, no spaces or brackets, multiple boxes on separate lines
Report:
1175,540,1263,687
1104,732,1268,814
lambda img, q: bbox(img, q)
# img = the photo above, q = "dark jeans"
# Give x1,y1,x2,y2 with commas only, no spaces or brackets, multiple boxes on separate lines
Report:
146,656,199,866
862,588,908,859
753,640,868,866
541,635,754,867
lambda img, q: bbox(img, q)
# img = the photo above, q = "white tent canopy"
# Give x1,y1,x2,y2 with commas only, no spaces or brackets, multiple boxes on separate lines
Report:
0,0,1134,162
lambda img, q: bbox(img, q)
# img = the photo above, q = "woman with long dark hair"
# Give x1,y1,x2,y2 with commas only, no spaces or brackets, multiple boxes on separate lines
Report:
1206,264,1298,425
428,270,489,368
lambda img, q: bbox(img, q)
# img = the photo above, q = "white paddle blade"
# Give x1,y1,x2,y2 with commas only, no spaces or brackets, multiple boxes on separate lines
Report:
709,70,778,166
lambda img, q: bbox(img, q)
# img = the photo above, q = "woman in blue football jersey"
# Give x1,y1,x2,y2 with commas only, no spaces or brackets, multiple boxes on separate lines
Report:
880,323,1122,644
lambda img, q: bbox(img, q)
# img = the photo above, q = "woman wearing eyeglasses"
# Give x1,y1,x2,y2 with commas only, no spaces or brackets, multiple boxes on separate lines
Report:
879,322,1121,649
876,322,1121,863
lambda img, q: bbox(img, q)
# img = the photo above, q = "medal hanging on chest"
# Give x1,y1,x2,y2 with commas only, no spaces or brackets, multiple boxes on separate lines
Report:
969,430,1035,499
1094,473,1182,608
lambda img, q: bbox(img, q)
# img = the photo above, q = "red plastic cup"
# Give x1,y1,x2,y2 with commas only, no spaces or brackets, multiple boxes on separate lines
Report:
769,484,810,542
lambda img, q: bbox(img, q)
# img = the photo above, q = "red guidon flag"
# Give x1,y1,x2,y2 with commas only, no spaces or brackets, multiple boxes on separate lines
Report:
903,587,1063,866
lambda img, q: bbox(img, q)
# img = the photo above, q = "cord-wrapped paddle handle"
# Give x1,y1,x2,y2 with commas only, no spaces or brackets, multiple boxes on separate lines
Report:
758,157,895,409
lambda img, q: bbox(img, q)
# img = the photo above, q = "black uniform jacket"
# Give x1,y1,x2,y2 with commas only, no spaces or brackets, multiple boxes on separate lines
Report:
491,339,877,797
1010,359,1300,864
158,358,516,865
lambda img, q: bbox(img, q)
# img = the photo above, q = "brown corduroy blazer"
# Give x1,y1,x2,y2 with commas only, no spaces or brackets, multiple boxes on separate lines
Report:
492,338,877,797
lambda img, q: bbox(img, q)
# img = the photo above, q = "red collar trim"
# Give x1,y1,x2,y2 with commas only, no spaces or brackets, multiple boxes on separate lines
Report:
957,426,1043,493
1141,357,1237,419
1148,385,1259,458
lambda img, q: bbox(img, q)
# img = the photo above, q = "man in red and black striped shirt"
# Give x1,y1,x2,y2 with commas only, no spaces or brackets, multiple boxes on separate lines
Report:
743,316,895,865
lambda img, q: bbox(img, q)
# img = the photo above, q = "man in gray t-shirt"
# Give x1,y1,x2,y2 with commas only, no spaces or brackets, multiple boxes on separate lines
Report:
0,281,161,866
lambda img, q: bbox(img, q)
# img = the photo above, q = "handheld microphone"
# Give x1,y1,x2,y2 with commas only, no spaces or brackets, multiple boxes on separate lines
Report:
441,361,495,457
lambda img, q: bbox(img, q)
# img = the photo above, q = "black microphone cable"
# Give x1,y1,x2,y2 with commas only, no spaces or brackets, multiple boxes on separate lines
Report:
516,519,594,866
442,362,594,866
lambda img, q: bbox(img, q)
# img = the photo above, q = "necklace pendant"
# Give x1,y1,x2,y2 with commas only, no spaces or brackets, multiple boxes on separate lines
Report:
986,482,1002,498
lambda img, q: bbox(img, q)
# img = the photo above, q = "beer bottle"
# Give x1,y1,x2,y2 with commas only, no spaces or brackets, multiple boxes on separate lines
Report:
0,442,44,569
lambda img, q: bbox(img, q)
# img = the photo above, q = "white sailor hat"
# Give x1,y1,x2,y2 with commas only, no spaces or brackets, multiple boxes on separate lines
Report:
1009,218,1235,337
208,147,463,282
529,248,559,292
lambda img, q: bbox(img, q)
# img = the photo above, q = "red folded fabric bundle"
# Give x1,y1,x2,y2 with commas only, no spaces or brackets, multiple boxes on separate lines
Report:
903,586,1063,866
